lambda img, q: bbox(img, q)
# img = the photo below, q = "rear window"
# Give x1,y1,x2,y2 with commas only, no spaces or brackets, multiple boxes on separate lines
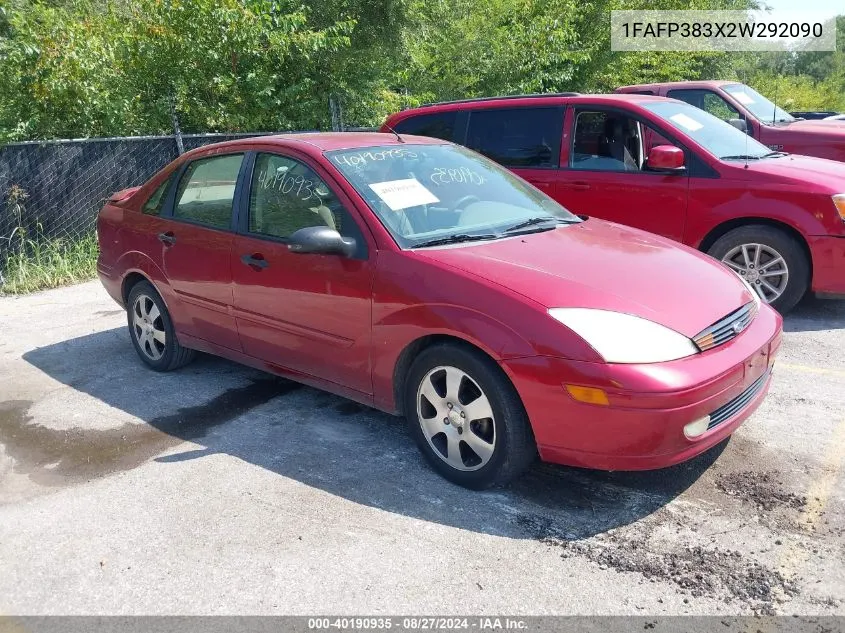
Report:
465,107,562,168
393,112,457,141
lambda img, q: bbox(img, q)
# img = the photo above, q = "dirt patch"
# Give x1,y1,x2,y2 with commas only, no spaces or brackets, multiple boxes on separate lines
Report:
0,377,299,485
715,471,807,512
519,514,800,611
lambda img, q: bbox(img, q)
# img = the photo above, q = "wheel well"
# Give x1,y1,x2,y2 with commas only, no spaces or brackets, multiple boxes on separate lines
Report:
698,218,812,276
121,272,148,306
392,334,495,416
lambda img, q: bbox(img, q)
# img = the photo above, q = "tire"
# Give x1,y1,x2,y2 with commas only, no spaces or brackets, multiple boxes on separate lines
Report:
126,280,195,371
403,343,536,489
706,225,809,315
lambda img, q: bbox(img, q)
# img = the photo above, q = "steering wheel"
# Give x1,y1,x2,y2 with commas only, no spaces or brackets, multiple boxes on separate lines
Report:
451,195,480,211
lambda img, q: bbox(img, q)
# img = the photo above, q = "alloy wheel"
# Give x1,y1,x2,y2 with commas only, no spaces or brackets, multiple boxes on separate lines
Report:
721,243,789,304
416,365,496,472
132,294,166,361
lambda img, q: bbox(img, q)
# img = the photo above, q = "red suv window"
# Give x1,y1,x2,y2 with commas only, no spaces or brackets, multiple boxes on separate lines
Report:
465,107,563,168
393,112,458,141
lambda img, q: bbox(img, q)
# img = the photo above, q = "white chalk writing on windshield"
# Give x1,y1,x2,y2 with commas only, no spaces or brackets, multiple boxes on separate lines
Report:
333,149,419,168
430,166,485,187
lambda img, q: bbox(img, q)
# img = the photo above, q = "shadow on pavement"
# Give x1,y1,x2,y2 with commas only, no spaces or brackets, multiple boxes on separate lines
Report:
16,327,727,540
783,296,845,333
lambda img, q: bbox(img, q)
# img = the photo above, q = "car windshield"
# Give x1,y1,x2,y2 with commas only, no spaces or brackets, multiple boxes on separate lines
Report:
723,83,795,124
327,143,581,248
642,101,775,161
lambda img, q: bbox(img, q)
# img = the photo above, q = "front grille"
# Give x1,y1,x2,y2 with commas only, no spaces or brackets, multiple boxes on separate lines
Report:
693,302,757,352
707,369,770,430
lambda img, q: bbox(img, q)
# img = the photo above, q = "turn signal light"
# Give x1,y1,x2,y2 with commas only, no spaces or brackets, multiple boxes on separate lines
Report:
565,385,610,406
683,416,711,439
833,194,845,222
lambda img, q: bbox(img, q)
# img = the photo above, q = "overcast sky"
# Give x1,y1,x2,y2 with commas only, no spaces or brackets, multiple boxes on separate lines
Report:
757,0,841,21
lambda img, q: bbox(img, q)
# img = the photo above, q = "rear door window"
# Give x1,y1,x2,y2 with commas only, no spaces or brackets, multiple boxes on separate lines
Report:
667,89,740,122
173,154,244,229
393,112,457,141
465,107,563,168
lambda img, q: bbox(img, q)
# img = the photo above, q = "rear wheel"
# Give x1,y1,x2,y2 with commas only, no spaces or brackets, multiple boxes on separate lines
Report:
404,343,536,489
126,280,195,371
707,225,809,314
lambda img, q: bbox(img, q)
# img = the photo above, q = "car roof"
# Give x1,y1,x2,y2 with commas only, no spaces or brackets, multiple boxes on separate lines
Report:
387,93,669,120
617,80,741,92
418,92,581,107
181,132,448,160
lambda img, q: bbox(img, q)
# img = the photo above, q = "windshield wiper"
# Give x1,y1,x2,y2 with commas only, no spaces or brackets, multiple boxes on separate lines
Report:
762,151,789,158
502,216,572,234
412,233,499,248
720,154,763,161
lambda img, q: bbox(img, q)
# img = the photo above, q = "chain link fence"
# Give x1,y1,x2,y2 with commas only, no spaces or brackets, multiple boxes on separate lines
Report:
0,132,297,258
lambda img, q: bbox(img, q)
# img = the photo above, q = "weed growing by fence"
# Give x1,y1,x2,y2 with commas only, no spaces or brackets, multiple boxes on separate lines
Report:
0,231,98,294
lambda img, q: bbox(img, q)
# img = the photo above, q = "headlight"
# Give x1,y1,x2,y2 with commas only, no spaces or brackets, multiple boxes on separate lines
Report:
548,308,698,364
833,194,845,222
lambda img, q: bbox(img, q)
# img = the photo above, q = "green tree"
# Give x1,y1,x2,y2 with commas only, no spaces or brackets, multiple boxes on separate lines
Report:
7,0,840,142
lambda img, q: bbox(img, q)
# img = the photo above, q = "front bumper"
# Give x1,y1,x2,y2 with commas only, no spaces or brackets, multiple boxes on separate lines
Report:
502,304,782,471
809,235,845,297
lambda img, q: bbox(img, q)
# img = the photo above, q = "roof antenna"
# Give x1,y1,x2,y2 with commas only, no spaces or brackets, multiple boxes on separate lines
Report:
744,86,750,169
383,123,405,143
772,77,778,125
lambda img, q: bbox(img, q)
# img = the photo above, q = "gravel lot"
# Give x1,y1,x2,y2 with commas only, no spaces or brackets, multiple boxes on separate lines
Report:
0,281,843,615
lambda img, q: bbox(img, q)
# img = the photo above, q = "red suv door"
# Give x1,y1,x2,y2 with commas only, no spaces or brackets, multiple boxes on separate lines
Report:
158,153,245,351
231,151,374,396
556,107,689,241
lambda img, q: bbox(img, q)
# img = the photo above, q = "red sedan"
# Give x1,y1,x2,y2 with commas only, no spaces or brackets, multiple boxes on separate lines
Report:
97,133,782,488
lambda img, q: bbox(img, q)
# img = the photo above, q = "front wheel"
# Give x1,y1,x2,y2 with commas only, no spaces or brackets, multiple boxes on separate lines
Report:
707,225,809,314
404,343,536,489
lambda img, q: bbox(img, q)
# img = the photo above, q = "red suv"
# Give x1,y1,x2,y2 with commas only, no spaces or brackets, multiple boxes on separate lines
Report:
383,93,845,313
616,81,845,163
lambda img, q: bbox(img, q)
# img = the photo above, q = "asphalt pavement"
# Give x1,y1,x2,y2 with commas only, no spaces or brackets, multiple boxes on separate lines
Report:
0,281,843,615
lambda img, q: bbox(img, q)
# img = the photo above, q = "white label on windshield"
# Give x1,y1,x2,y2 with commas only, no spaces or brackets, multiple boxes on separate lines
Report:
733,92,755,105
368,178,439,211
669,113,704,131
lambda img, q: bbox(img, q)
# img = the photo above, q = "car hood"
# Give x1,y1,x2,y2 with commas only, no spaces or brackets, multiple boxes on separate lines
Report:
739,154,845,190
787,119,845,132
415,219,753,338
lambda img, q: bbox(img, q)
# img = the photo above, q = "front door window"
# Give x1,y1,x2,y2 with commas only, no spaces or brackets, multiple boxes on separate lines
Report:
248,153,366,256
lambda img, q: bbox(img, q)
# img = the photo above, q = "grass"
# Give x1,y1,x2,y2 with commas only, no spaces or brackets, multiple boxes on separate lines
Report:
0,233,99,294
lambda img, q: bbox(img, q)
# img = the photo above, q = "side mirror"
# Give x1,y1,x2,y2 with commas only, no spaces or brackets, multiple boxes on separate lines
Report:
728,118,749,134
288,226,356,258
646,145,685,172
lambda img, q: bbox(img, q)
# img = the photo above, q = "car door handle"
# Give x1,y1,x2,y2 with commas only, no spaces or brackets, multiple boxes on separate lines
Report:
158,232,176,246
564,181,590,191
241,253,269,269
